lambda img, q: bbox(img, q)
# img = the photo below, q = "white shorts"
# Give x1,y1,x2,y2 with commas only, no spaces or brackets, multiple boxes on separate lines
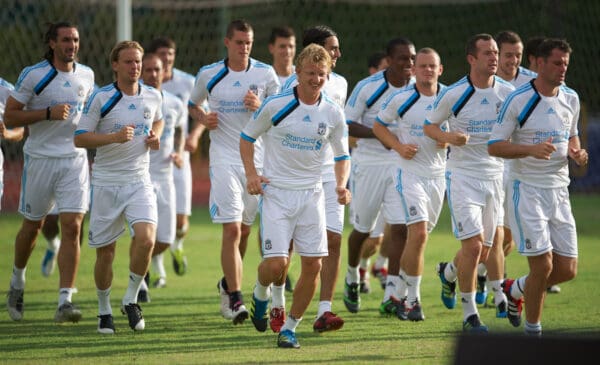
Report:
323,180,344,234
445,171,502,247
153,178,176,244
19,154,89,220
508,180,577,258
259,185,327,258
396,169,445,233
370,213,385,238
209,164,259,225
88,180,157,248
350,163,405,234
173,154,192,216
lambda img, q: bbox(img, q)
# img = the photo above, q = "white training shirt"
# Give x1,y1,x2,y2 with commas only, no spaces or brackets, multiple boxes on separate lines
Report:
425,75,515,179
345,70,407,165
0,78,15,177
509,66,537,88
77,82,163,186
489,81,580,188
376,83,448,178
241,87,350,190
282,71,348,182
190,58,280,168
150,90,185,180
163,67,194,137
11,60,94,159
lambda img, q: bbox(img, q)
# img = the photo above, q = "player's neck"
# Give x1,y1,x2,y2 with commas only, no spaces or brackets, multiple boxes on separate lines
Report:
163,69,173,82
274,62,293,78
297,87,320,105
533,78,559,97
386,68,411,88
53,58,74,72
496,69,515,83
415,82,436,97
469,71,494,89
118,79,139,96
228,57,249,72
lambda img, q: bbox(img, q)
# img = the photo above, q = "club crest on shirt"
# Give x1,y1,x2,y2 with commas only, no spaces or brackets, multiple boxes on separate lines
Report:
78,85,85,97
317,122,326,136
496,101,502,114
144,107,151,120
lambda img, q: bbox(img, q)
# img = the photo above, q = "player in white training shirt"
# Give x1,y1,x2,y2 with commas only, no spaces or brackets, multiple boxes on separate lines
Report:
4,22,94,324
187,20,279,325
75,41,163,334
269,26,297,86
424,34,514,333
136,53,186,303
374,47,447,321
1,78,25,212
242,44,350,348
343,37,416,316
147,36,196,280
280,25,349,333
489,39,587,336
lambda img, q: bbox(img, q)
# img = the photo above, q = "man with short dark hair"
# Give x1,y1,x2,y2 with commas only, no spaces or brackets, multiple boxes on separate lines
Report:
489,38,586,336
187,19,280,325
424,33,515,333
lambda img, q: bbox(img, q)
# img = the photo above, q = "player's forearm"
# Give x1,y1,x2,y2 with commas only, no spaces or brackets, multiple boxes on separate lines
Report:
174,126,184,154
239,138,258,178
3,107,46,128
423,123,448,144
372,122,400,150
334,159,351,189
152,120,164,140
488,140,532,159
568,136,581,151
74,131,122,149
348,121,376,138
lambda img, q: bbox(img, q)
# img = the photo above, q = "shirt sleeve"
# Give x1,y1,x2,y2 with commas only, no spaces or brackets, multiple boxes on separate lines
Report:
376,92,399,126
329,106,350,159
426,92,452,126
344,84,366,124
189,70,208,107
76,90,101,134
241,99,273,142
489,97,518,144
11,69,34,106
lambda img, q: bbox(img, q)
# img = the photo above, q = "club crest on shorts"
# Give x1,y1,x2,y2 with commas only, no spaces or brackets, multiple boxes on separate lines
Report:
525,238,532,249
264,239,272,250
143,107,151,120
409,206,417,216
457,222,463,232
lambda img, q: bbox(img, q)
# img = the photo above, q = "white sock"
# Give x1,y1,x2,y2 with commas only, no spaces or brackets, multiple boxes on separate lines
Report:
10,266,26,290
271,284,286,308
317,301,332,318
359,258,369,270
490,279,507,305
172,237,184,251
460,292,478,321
97,287,112,316
512,276,527,299
253,280,271,301
47,236,60,252
59,288,74,306
477,263,487,277
152,254,167,279
346,266,360,284
383,275,401,301
405,274,422,305
140,277,149,291
374,255,388,270
444,262,457,282
397,270,408,298
122,271,144,305
281,314,302,333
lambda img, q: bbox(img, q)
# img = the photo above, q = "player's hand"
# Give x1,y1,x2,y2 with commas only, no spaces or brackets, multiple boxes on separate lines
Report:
246,174,270,195
398,143,419,160
243,90,261,112
0,122,6,138
51,104,71,120
171,152,183,168
204,112,219,130
185,135,198,153
569,147,588,166
115,125,134,143
336,186,351,205
531,137,556,160
146,129,160,150
448,132,469,146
